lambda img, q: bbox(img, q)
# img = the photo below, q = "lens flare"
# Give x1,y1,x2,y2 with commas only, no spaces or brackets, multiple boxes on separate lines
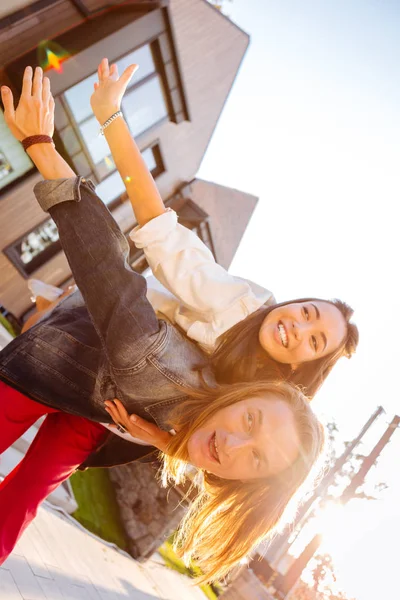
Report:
37,41,70,73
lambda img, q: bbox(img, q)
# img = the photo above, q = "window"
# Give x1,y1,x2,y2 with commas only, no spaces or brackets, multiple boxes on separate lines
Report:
4,218,61,277
95,170,126,206
0,109,34,193
63,44,157,126
122,76,168,138
94,142,164,206
54,43,168,208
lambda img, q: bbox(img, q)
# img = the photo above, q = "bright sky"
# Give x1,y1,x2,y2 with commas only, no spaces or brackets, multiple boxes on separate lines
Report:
198,2,400,599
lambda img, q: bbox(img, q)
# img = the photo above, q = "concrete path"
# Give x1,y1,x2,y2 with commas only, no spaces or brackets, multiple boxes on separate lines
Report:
0,503,207,600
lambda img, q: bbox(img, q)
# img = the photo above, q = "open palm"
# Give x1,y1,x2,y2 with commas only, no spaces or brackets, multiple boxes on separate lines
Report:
1,66,54,142
90,57,138,124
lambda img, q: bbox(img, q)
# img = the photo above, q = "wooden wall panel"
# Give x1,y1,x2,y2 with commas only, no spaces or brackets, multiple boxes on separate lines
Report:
0,2,81,67
0,172,45,247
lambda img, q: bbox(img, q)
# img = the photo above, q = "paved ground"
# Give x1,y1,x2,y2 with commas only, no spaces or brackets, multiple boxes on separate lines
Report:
0,503,207,600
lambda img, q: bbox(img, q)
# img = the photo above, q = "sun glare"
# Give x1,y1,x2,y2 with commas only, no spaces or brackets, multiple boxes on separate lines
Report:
317,502,346,542
316,501,360,562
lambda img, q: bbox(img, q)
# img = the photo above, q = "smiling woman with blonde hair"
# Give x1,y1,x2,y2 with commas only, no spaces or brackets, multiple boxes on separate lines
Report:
106,380,325,583
161,381,324,582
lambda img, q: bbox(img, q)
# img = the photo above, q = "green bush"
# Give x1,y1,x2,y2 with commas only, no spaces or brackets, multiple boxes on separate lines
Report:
69,468,128,550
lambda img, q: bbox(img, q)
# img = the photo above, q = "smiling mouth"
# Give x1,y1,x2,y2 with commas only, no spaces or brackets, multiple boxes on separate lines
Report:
209,432,220,463
278,321,288,348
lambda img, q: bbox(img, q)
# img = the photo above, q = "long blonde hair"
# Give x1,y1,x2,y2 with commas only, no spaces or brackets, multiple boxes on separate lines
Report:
160,380,325,583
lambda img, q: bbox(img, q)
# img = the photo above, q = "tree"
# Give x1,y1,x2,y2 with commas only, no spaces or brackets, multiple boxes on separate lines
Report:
322,420,389,501
309,553,356,600
312,553,336,592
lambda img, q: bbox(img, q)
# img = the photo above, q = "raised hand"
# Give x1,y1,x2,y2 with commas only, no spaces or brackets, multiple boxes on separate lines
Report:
90,57,138,125
1,66,54,142
104,398,172,453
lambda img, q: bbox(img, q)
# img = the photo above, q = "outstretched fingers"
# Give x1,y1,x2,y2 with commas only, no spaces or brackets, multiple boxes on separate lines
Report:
1,86,15,119
42,76,51,105
104,398,131,430
98,57,110,80
103,398,171,451
109,63,119,81
21,65,33,97
32,66,43,99
1,86,24,141
120,63,138,88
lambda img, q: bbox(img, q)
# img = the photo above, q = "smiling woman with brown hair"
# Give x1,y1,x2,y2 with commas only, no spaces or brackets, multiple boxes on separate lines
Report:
90,59,359,397
20,57,359,400
213,297,358,396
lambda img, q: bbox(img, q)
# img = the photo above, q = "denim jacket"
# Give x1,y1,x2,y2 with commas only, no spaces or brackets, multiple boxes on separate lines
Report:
0,177,215,468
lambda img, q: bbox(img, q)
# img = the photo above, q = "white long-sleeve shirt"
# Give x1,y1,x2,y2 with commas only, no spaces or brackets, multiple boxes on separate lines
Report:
131,208,275,353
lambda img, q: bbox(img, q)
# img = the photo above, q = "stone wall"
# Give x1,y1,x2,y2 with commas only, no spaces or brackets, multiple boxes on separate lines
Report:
109,461,187,560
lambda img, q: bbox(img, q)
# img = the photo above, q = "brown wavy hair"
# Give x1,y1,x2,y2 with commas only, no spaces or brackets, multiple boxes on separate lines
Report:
212,298,359,397
160,380,325,583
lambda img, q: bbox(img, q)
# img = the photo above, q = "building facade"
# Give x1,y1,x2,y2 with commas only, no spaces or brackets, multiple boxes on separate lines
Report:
0,0,255,319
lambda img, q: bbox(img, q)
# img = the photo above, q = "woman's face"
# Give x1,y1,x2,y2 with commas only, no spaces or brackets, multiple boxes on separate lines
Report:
258,301,347,367
187,395,301,480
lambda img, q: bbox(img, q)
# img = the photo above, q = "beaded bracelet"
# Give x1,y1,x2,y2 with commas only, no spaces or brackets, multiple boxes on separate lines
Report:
99,110,123,136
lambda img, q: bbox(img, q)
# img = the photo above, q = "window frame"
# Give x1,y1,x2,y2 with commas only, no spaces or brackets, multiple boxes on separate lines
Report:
141,140,166,180
53,41,169,209
3,217,62,278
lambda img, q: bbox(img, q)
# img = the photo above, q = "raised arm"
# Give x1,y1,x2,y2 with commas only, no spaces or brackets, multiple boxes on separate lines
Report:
33,176,160,371
90,59,274,330
90,59,165,227
1,66,160,370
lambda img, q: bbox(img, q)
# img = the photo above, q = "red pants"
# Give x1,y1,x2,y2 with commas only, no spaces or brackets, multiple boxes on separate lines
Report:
0,381,107,564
